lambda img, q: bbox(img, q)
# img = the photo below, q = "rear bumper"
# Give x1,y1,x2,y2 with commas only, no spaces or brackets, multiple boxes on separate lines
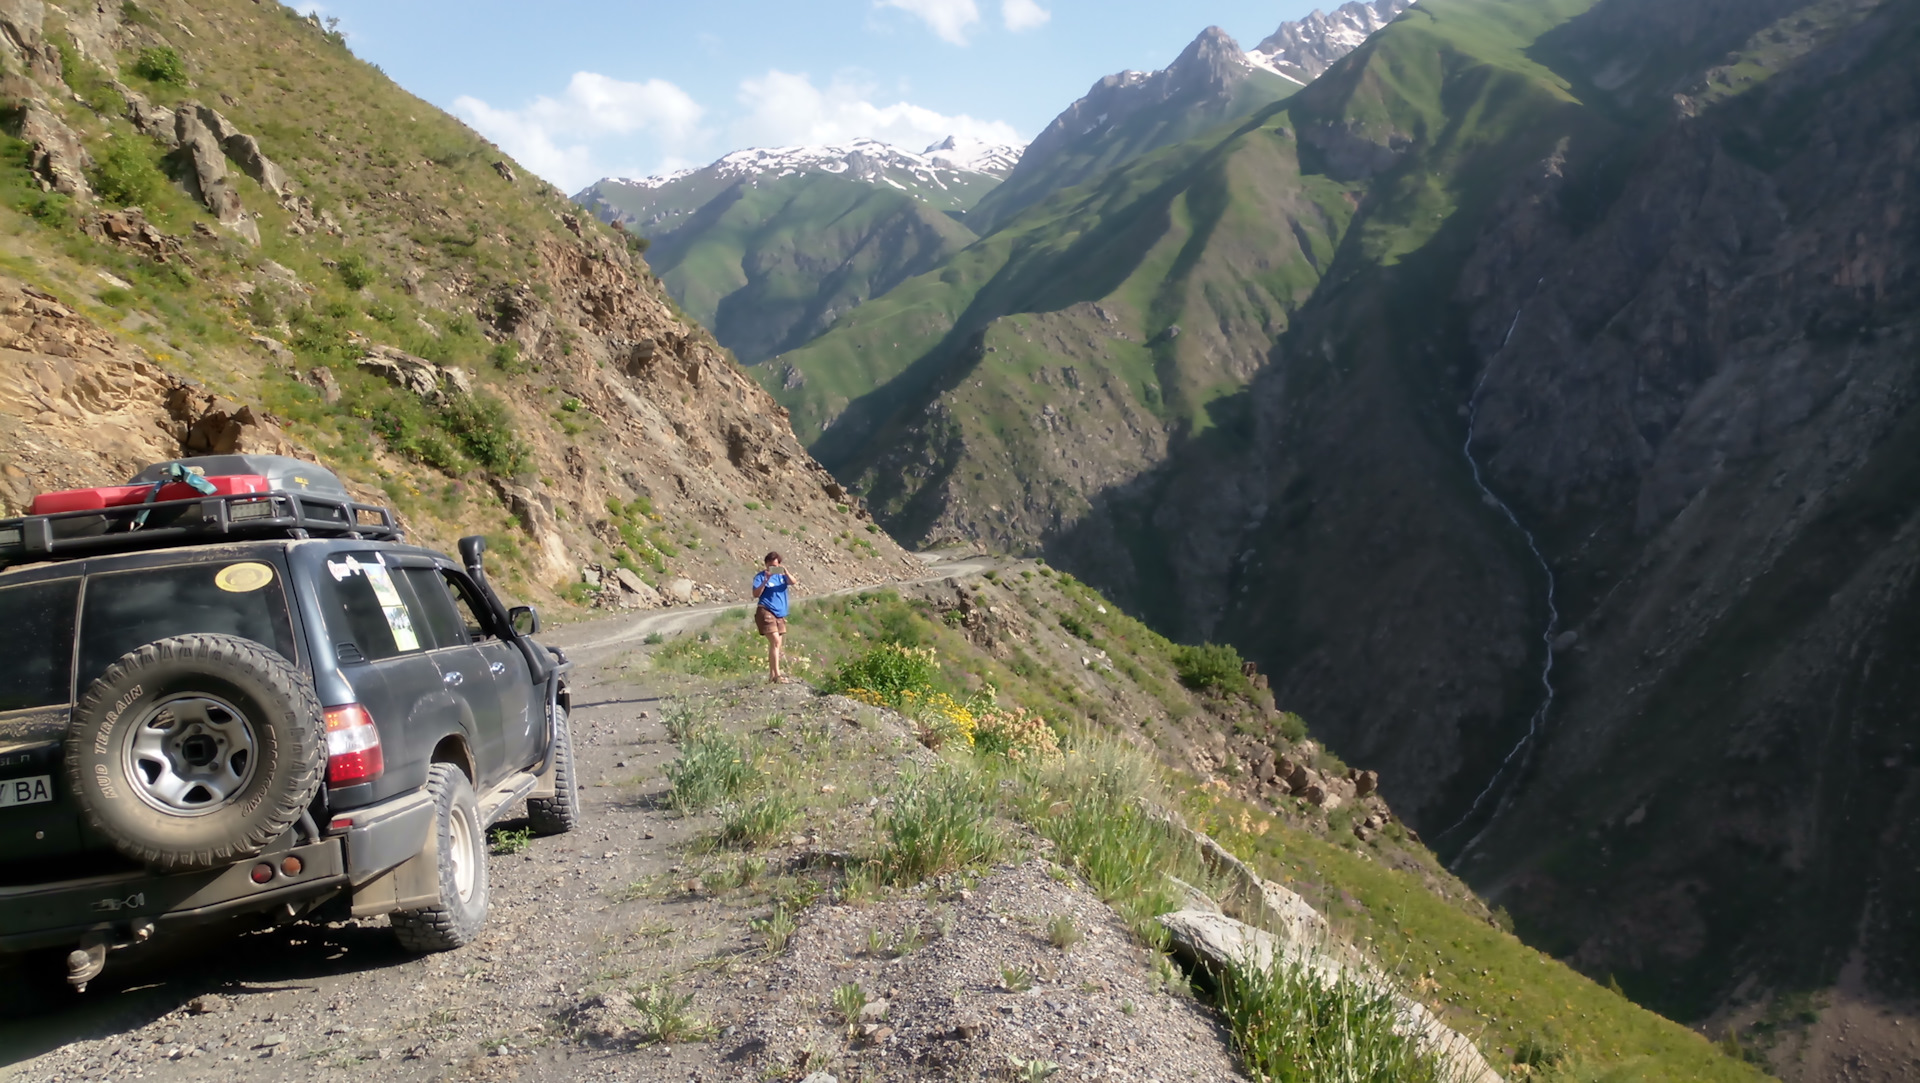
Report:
0,838,346,954
0,788,435,955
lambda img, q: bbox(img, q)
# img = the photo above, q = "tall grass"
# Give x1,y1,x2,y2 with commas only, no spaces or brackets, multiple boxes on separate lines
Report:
1217,954,1452,1083
875,765,1003,883
1010,742,1199,928
665,729,752,812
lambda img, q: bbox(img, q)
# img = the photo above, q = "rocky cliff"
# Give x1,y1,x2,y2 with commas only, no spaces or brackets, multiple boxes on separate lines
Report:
0,0,913,611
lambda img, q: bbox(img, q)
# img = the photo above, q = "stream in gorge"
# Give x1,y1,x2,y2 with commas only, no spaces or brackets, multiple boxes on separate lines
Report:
1438,293,1560,861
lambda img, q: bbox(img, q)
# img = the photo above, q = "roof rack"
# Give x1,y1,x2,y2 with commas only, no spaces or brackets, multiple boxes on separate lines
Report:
0,488,403,568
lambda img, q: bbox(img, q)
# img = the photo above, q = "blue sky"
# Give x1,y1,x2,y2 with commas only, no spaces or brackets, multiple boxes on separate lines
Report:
304,0,1324,192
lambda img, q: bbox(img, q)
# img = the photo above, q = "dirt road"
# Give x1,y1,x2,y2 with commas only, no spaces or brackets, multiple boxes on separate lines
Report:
0,555,996,1082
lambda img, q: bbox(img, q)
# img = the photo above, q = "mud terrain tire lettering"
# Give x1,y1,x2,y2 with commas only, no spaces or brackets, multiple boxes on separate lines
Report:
64,635,324,872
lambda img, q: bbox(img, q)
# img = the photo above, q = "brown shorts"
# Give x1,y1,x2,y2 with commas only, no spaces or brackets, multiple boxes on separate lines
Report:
755,607,786,636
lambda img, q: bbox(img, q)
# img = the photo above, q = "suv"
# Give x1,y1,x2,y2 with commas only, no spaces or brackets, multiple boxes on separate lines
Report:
0,455,580,991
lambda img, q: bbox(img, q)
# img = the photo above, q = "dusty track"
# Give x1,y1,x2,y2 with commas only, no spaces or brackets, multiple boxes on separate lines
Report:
0,555,996,1082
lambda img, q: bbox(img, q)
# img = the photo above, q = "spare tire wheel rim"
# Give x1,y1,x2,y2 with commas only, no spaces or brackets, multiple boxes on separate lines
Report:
449,802,477,903
122,693,259,815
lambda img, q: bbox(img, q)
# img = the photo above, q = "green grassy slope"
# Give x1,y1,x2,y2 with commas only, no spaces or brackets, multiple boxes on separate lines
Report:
638,173,980,364
657,566,1768,1082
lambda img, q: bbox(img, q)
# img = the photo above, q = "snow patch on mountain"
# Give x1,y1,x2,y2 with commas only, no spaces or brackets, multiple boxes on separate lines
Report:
1253,0,1416,84
602,136,1022,196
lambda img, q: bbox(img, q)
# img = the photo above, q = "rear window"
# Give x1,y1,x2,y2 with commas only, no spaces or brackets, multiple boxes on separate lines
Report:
78,561,297,684
0,578,79,711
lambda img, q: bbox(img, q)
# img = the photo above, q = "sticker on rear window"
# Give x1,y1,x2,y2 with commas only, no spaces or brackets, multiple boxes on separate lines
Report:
214,562,275,593
325,555,421,653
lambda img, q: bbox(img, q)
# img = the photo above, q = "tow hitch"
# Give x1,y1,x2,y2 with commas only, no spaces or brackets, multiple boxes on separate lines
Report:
65,920,152,991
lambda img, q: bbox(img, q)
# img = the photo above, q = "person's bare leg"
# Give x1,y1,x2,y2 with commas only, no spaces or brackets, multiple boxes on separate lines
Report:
768,630,784,681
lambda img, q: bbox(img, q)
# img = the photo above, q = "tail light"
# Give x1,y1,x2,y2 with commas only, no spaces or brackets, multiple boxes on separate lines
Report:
324,704,384,785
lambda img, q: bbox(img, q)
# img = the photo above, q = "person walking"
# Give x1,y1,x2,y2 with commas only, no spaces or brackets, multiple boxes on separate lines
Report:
752,552,797,683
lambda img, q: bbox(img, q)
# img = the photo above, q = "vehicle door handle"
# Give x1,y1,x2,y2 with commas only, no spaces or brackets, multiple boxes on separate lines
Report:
443,671,464,687
489,662,506,676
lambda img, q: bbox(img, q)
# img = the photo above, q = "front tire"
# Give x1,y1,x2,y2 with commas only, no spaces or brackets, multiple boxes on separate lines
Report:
526,707,580,836
390,763,489,953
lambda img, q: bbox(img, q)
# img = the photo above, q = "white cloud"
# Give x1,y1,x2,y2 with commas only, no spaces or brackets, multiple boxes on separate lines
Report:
1000,0,1050,31
732,69,1021,152
453,72,704,191
876,0,980,45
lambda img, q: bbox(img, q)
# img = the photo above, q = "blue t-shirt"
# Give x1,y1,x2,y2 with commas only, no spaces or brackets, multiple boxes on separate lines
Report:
752,570,790,618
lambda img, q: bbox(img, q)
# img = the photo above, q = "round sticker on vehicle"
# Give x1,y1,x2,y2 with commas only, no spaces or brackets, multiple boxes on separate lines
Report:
214,562,275,593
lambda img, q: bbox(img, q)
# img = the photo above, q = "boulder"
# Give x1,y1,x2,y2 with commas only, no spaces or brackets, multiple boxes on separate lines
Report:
1350,769,1379,797
118,87,177,146
10,99,91,198
173,109,247,226
613,567,662,609
500,485,572,580
305,366,340,404
83,208,185,262
493,160,516,184
222,132,287,196
358,345,449,399
667,577,696,604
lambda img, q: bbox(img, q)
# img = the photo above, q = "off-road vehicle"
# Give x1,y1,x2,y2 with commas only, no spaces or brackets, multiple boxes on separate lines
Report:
0,455,580,991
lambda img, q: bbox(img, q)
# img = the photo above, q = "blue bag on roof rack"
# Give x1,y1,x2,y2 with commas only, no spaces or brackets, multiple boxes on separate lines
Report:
0,456,401,566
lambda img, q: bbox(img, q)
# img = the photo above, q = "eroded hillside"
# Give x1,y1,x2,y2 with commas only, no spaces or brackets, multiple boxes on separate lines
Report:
0,0,914,608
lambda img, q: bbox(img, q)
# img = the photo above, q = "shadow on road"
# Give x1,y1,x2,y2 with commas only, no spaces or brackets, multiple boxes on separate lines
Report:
0,917,414,1066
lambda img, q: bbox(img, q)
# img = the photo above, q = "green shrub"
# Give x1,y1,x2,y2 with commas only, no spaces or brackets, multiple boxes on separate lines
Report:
89,136,165,208
1277,711,1309,743
665,729,752,812
441,392,529,475
1173,642,1251,695
629,981,709,1043
875,765,1002,884
335,252,376,290
16,189,73,226
131,45,188,87
489,825,532,855
824,642,938,704
1217,954,1449,1083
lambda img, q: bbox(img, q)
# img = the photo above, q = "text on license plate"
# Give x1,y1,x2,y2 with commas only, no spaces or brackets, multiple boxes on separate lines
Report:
0,775,53,808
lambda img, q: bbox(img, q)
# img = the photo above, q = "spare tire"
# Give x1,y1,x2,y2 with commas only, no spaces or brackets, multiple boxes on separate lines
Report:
64,634,326,872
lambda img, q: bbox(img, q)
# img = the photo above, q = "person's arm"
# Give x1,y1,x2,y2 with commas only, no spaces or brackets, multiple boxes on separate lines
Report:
752,572,766,599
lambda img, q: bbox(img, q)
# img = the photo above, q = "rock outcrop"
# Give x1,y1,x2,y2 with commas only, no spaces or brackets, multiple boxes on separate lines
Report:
9,98,91,198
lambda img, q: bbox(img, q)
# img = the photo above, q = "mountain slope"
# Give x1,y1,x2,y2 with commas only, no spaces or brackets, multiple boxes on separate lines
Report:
574,139,1016,363
0,0,915,613
962,27,1299,237
1251,0,1417,83
758,0,1920,1066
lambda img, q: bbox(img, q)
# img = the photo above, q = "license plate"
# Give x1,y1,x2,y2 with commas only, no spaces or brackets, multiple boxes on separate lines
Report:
0,775,53,808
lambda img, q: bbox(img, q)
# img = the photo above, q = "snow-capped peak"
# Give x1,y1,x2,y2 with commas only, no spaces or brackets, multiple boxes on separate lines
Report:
606,136,1023,193
1253,0,1415,84
923,135,1022,175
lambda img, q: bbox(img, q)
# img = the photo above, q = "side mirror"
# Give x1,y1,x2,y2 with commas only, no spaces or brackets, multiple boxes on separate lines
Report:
508,605,540,637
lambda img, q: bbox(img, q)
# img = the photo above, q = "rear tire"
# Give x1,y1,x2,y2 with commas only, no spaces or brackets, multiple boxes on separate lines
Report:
526,707,580,836
390,763,489,953
63,634,325,872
